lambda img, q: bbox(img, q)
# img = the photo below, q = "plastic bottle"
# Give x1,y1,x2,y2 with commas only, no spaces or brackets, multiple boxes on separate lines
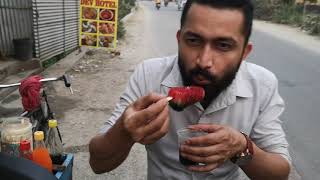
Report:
19,140,33,160
45,119,64,164
32,131,53,173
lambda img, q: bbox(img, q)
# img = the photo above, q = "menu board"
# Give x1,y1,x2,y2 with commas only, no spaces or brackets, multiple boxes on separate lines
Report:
80,0,118,49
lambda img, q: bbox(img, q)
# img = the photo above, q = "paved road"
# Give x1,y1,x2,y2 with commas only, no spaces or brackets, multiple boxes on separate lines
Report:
250,30,320,180
140,1,320,179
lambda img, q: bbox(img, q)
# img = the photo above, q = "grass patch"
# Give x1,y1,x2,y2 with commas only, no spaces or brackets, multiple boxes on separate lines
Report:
252,0,320,36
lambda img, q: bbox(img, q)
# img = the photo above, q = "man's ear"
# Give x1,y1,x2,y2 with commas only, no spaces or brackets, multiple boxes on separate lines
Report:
176,30,181,43
242,42,253,60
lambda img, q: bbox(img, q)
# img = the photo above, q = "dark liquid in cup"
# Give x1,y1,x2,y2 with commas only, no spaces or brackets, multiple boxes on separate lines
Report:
179,151,198,166
51,154,66,165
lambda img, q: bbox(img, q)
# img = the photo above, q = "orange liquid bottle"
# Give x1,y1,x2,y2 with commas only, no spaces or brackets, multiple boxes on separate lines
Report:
32,131,53,173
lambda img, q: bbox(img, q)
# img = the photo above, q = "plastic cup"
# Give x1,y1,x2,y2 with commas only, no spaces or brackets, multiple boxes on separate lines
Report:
177,127,207,166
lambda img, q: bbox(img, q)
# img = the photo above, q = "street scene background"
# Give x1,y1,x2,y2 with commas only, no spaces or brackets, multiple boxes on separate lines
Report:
1,1,320,180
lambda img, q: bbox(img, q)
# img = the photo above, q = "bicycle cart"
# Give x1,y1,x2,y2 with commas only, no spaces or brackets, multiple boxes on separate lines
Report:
0,75,74,180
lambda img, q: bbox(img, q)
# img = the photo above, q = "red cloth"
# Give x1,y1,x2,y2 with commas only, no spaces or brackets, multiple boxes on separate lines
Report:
19,75,42,111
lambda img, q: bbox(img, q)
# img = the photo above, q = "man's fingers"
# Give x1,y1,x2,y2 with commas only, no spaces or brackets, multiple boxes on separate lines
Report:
184,133,222,146
180,150,223,164
180,144,222,157
141,96,170,121
132,96,170,126
142,118,169,144
188,123,221,133
142,104,169,134
133,92,167,110
185,124,222,145
124,95,170,143
188,163,219,172
140,114,170,144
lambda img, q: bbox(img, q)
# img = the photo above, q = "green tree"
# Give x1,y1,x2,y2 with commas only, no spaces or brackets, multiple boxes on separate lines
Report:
117,0,136,39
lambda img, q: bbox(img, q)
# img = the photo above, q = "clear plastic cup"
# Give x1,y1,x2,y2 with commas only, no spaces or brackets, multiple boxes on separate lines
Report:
177,127,207,166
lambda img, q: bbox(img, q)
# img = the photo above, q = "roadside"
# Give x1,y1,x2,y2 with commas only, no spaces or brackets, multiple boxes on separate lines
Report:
52,5,151,180
0,4,151,180
253,20,320,55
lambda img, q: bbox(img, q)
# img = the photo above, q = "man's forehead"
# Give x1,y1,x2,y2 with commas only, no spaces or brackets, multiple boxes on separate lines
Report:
183,4,245,42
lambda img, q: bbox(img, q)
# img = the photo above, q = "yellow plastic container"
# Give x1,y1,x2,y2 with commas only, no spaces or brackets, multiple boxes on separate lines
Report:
1,117,33,156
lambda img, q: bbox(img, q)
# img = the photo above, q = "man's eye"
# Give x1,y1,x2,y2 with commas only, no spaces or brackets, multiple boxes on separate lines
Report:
186,38,202,46
216,42,233,51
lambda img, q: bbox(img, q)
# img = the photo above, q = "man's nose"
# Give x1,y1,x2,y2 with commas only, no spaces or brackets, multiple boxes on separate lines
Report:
197,44,213,69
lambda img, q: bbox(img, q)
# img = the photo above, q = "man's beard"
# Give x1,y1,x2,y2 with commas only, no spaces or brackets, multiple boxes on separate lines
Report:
178,54,241,105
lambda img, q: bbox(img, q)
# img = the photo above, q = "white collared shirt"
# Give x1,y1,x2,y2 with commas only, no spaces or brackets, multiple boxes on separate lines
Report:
101,55,291,180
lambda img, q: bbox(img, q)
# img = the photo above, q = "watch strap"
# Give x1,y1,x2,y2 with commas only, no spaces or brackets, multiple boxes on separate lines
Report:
242,132,253,155
230,132,254,164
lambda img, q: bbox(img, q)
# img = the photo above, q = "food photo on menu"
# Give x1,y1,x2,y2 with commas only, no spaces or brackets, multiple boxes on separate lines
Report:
81,34,97,47
82,21,97,33
99,8,115,21
99,23,114,34
82,7,98,20
99,36,114,48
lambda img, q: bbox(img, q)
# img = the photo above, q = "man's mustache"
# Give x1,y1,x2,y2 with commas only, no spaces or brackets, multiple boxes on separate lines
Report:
190,67,216,82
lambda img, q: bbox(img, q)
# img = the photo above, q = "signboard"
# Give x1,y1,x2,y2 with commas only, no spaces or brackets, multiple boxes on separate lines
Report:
80,0,118,49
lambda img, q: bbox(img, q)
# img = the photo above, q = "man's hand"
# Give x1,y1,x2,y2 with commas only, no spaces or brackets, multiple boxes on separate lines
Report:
179,124,247,172
121,93,171,145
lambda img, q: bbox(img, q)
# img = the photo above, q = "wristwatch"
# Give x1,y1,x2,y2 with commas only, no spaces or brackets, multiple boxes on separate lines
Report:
230,132,254,166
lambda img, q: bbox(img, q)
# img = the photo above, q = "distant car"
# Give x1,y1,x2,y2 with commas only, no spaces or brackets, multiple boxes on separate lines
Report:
177,0,187,10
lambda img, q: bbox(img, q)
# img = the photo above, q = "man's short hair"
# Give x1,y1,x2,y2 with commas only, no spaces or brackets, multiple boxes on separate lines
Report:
180,0,254,45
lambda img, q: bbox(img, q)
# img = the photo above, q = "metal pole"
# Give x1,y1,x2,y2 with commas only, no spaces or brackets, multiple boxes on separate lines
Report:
0,77,60,88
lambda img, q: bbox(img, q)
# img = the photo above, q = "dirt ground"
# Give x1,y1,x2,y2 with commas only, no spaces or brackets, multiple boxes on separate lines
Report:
47,5,152,180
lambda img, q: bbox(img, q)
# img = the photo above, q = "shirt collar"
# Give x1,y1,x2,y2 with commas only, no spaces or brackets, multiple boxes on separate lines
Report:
161,55,184,88
234,62,253,98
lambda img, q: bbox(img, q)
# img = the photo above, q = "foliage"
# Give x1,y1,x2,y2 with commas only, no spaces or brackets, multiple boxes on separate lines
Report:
272,4,303,26
117,20,126,39
117,0,136,39
302,14,320,35
252,0,276,20
118,0,134,19
252,0,320,36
